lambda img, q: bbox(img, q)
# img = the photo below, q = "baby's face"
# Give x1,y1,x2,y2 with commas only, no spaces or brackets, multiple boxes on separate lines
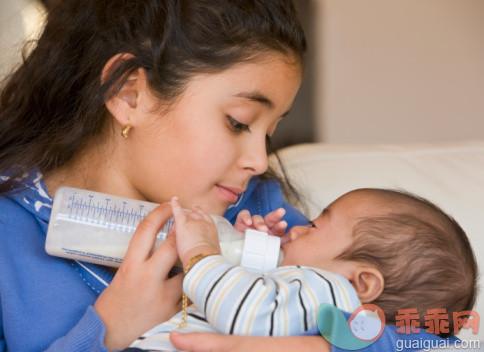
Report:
281,190,384,275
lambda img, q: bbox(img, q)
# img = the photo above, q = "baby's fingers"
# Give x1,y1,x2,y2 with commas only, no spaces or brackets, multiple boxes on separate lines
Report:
251,215,268,232
264,208,286,228
171,197,187,226
192,205,214,224
234,210,252,231
271,220,288,236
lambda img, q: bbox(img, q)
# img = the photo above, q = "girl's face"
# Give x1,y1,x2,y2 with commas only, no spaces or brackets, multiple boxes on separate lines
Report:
125,54,302,215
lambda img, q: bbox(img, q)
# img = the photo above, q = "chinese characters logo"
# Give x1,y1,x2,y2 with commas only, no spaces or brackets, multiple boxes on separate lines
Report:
318,304,479,350
395,308,479,335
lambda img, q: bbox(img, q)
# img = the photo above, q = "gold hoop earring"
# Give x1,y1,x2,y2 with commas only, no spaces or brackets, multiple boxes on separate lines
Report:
121,119,132,138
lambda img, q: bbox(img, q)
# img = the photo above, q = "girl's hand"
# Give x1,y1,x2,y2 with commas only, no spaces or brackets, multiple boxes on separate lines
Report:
94,203,183,352
170,197,221,267
234,208,288,237
169,331,331,352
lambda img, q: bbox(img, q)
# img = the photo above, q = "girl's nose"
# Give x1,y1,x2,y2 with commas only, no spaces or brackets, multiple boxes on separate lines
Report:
239,136,268,175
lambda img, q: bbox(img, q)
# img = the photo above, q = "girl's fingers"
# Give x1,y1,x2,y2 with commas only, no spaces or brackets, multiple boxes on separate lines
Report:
124,203,173,264
149,232,181,277
166,273,184,307
166,224,176,237
170,331,238,352
251,215,268,232
264,208,286,228
170,332,330,352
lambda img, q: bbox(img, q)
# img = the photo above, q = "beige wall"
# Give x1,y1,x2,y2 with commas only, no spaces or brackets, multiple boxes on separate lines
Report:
0,0,45,80
315,0,484,143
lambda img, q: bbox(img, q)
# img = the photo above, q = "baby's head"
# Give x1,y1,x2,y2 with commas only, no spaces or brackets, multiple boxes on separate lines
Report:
282,188,478,335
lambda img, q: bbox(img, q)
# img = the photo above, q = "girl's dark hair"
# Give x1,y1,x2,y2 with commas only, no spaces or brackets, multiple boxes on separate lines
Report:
0,0,306,195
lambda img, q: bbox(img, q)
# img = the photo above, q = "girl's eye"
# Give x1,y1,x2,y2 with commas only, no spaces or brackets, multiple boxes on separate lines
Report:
226,115,251,134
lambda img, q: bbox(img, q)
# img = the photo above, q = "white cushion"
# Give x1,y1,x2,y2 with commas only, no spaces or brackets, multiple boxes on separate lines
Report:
271,140,484,341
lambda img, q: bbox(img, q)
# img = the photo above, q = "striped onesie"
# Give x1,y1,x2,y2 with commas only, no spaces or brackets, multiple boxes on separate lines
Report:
129,255,361,351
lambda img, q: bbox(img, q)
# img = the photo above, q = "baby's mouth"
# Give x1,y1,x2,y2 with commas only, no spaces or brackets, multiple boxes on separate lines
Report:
280,233,291,245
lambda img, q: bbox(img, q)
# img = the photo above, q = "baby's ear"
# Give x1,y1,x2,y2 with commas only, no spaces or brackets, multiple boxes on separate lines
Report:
350,267,384,303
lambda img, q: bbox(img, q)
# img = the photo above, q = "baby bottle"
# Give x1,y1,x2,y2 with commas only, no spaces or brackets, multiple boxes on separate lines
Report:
45,186,283,273
211,215,284,273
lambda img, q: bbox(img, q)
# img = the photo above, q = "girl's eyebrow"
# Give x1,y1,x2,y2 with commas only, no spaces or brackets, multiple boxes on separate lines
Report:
235,91,273,108
234,91,291,117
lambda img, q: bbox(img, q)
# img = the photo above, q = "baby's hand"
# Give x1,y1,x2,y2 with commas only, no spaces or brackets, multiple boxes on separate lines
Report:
170,197,221,267
234,208,287,237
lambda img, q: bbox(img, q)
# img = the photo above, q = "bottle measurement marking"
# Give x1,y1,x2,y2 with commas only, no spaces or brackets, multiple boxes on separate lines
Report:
63,192,173,234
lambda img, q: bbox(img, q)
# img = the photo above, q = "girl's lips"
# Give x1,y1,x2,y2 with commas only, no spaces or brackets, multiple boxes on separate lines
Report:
215,184,242,203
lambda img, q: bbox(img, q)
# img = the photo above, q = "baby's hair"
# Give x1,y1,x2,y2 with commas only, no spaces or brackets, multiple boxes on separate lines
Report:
0,0,306,194
337,188,478,337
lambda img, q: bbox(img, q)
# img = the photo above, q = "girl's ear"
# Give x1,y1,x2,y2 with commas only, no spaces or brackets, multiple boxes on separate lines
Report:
102,53,145,126
349,266,384,303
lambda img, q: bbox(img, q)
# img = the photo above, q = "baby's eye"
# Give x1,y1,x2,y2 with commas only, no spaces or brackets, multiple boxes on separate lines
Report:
226,115,251,134
309,220,316,228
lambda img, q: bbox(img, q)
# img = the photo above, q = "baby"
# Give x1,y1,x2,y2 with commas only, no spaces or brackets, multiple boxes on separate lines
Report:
128,188,478,351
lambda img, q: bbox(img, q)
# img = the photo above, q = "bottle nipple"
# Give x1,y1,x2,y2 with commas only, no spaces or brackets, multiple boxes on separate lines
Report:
241,229,283,273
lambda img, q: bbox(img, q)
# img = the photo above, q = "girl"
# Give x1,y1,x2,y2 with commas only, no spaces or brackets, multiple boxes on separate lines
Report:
0,0,310,350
